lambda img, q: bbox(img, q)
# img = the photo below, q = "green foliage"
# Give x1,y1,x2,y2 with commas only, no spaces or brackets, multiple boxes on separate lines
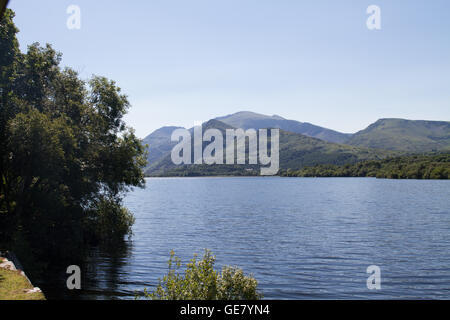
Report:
143,250,262,300
217,266,262,300
280,153,450,179
0,10,146,268
85,197,136,242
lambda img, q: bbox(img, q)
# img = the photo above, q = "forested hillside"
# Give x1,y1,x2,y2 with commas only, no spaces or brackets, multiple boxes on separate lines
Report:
280,153,450,179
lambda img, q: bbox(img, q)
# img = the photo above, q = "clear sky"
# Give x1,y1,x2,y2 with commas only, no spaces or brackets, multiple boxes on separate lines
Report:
8,0,450,138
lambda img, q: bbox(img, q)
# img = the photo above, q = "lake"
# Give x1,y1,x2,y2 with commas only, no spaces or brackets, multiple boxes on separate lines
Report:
59,177,450,299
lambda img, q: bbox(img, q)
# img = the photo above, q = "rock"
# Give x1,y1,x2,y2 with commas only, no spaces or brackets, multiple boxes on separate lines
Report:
0,259,17,271
24,287,42,294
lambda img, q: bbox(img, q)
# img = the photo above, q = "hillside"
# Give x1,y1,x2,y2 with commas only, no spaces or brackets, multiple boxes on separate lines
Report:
216,111,352,144
145,120,393,176
348,119,450,152
142,126,183,171
142,115,450,176
280,153,450,179
278,130,391,169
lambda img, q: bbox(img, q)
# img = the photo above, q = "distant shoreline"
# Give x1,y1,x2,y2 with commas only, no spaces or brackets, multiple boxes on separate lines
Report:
144,175,448,180
145,153,450,180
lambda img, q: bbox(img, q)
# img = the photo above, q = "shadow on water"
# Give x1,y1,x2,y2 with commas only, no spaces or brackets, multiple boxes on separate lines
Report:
33,241,133,300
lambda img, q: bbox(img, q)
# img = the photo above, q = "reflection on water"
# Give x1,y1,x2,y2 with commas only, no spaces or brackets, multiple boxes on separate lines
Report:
81,242,134,300
38,177,450,299
39,242,132,300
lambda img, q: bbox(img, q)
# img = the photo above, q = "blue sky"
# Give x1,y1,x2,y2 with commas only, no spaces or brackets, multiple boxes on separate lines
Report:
9,0,450,138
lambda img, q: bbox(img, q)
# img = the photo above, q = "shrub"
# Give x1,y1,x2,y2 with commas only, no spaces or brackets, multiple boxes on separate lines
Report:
143,250,262,300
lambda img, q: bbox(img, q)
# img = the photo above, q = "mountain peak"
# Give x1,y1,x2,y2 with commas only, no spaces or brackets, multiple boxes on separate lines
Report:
215,111,350,144
143,126,184,140
271,114,285,120
216,111,285,122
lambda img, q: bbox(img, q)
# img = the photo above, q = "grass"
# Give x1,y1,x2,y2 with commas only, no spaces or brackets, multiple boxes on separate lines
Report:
0,257,46,300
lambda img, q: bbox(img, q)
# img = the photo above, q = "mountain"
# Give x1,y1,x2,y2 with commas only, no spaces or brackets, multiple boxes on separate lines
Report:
145,120,248,176
347,119,450,152
141,111,353,173
142,126,183,171
142,114,450,176
145,119,394,176
215,111,352,144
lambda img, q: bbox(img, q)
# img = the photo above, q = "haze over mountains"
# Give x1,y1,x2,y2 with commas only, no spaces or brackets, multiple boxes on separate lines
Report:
142,111,450,176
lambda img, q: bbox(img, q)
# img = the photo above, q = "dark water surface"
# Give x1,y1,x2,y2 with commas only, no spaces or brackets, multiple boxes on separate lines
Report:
57,177,450,299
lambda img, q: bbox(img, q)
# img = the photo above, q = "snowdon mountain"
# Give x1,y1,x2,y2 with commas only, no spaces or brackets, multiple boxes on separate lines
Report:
141,112,450,176
216,111,352,144
142,126,183,168
143,118,394,176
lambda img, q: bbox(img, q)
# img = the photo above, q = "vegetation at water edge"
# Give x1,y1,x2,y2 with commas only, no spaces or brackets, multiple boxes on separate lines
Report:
142,250,262,300
0,9,146,279
280,153,450,179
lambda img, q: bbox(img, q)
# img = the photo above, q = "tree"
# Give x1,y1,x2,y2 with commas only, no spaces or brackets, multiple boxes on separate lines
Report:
0,1,9,18
0,10,147,266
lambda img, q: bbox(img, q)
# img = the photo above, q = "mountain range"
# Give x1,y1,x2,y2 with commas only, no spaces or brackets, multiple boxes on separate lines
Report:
142,111,450,176
216,111,352,144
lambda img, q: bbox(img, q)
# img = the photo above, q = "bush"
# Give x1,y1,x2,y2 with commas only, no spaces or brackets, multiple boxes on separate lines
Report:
85,197,136,244
142,250,262,300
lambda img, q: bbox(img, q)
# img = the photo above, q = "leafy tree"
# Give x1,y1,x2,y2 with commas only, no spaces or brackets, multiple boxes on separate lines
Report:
0,10,147,267
143,250,262,300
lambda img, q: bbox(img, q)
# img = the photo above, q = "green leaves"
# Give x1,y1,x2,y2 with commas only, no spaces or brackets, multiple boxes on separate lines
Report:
143,250,262,300
217,266,261,300
89,76,129,135
0,10,147,263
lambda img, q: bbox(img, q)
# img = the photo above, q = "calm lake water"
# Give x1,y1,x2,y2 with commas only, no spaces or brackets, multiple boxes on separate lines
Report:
56,177,450,299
